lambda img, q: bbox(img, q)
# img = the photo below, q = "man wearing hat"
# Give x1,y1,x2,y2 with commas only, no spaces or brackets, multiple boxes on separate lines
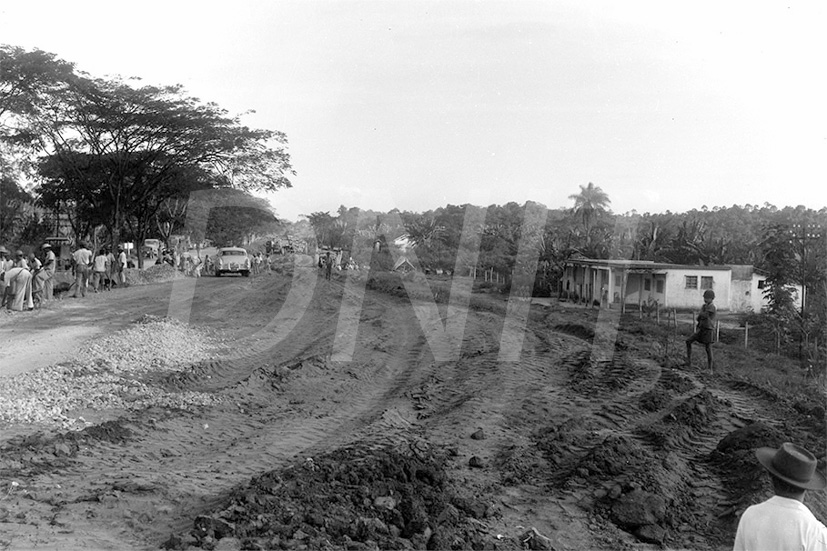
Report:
733,442,827,550
41,243,56,300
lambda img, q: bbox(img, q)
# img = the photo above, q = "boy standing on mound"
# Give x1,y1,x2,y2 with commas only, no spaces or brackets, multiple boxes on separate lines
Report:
686,289,716,371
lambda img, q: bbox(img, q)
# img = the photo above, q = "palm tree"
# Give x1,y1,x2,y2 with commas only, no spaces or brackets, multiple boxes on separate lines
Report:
568,182,611,247
569,182,611,253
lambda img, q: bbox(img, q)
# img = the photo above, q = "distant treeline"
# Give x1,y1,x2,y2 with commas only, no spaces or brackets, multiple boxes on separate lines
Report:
298,201,826,288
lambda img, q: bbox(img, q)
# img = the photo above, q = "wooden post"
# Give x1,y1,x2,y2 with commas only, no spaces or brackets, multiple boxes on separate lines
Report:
716,319,720,342
638,275,644,319
744,322,749,348
591,269,596,309
621,271,627,314
656,305,660,325
673,309,678,336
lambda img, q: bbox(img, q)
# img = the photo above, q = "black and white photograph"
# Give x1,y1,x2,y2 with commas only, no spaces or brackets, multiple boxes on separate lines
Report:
0,2,825,549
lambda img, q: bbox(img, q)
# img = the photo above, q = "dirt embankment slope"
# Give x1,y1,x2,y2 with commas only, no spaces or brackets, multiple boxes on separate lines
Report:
0,263,824,550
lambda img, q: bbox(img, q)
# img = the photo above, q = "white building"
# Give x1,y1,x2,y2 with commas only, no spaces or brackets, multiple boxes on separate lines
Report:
561,258,802,313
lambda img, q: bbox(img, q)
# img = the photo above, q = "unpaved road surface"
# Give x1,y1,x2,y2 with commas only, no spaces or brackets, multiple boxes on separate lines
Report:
0,261,824,550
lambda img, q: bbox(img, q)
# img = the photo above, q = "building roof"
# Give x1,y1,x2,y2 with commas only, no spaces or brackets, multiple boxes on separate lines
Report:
565,258,734,272
392,256,416,271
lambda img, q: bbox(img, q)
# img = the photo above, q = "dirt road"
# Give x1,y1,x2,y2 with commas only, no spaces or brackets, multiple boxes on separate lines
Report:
0,263,824,550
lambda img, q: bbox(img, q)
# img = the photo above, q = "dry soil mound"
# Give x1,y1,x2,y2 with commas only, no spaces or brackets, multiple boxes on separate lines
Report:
163,441,503,551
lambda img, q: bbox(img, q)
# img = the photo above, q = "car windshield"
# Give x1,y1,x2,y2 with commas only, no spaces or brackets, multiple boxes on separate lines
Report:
221,250,246,256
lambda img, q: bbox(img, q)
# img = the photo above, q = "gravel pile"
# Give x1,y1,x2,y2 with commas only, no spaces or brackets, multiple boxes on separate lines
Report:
0,315,224,429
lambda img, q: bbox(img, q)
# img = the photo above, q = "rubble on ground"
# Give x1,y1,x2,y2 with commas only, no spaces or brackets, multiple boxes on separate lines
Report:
0,316,223,428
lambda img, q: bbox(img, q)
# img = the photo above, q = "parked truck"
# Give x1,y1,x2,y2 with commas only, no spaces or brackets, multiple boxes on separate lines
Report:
142,239,162,258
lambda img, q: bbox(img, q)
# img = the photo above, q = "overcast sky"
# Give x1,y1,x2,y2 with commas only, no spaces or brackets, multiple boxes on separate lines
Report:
1,1,825,221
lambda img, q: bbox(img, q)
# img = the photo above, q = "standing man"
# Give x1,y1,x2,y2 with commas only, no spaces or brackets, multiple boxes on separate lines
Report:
28,252,45,305
0,246,11,307
41,243,56,300
12,250,28,269
71,241,93,298
686,289,716,371
117,245,128,287
104,246,116,289
733,442,827,550
91,248,109,292
324,251,333,281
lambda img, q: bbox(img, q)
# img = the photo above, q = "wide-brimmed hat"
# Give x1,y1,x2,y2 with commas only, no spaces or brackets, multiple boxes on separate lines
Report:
756,442,827,491
0,246,8,254
41,243,52,249
15,250,23,257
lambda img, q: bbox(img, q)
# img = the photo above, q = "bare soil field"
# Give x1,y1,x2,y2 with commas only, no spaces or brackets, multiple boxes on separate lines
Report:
0,258,824,550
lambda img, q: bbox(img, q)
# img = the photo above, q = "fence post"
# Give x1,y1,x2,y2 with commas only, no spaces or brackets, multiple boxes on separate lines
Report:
673,309,678,337
656,305,660,325
716,320,720,342
744,322,749,348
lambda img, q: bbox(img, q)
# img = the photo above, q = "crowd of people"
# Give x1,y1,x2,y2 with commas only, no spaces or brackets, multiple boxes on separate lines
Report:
0,243,57,311
69,242,129,298
0,241,129,311
0,240,288,312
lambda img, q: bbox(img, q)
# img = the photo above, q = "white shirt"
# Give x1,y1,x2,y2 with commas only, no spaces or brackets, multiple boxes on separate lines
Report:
44,250,56,274
93,254,108,272
734,496,827,551
73,248,92,267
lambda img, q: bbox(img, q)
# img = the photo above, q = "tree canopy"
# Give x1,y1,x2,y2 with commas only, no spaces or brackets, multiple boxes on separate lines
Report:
0,44,294,257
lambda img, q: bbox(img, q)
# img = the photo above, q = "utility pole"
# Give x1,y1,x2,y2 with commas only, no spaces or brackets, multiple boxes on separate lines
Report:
788,222,823,316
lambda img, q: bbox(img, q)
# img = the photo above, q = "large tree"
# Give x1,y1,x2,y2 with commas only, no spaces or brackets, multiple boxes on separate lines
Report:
0,46,75,125
0,175,33,243
302,211,335,248
1,46,294,261
568,182,611,236
201,188,280,247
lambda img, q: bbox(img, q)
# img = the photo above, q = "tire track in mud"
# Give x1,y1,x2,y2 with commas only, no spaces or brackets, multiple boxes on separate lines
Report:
8,277,446,549
408,313,650,550
456,313,796,548
529,315,816,548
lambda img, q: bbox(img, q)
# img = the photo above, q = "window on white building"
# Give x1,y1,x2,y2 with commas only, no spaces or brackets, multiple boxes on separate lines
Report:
644,279,651,291
685,275,698,289
656,279,664,294
701,276,713,290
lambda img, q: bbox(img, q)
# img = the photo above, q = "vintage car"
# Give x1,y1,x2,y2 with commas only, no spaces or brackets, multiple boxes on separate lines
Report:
214,247,251,277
